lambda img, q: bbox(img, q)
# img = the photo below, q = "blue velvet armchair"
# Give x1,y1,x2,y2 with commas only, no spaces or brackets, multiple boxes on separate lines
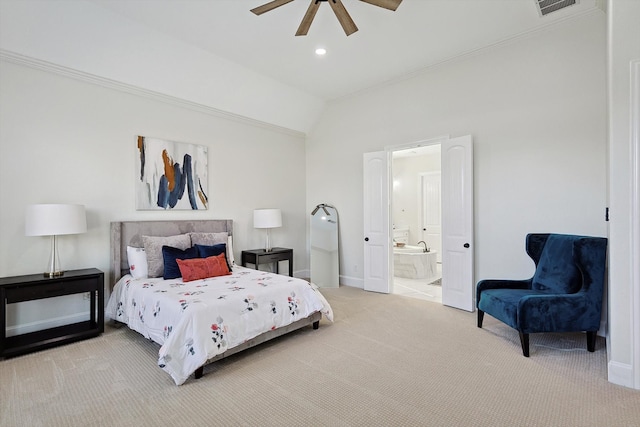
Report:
476,233,607,357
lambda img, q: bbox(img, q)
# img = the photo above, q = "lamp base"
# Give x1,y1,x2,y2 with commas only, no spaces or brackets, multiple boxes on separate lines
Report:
264,228,274,252
45,235,63,278
44,271,64,278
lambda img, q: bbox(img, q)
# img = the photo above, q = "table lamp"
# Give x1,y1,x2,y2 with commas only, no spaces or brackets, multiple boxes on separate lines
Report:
25,204,87,277
253,208,282,252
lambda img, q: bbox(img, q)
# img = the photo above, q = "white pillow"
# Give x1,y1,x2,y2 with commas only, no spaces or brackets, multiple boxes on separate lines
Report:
227,235,235,266
127,246,148,279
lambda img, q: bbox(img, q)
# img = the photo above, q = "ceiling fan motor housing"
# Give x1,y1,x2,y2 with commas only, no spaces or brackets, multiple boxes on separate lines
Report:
251,0,403,36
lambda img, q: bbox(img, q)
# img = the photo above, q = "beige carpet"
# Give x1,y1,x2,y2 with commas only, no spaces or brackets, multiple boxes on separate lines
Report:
1,286,639,427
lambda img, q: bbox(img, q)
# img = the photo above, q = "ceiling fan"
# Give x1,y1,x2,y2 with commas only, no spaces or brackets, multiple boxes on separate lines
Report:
251,0,402,36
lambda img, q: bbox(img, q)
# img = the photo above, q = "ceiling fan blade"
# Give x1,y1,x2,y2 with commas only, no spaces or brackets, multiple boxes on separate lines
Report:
359,0,402,11
328,0,359,36
296,1,320,36
250,0,295,16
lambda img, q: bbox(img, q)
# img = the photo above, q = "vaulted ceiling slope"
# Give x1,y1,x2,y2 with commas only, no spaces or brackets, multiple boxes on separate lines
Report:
0,0,603,134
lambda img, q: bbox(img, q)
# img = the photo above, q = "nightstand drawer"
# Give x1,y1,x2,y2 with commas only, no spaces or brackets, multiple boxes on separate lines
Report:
6,278,98,303
261,253,287,263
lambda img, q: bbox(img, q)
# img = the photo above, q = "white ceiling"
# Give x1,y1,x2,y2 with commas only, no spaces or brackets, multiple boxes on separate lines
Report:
90,0,601,101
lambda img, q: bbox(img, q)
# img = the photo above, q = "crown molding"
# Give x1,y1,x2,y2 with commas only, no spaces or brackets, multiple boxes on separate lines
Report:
0,49,305,139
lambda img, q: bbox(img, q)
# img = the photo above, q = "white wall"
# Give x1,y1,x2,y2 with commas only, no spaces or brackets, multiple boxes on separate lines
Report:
307,12,607,288
606,0,640,389
0,0,324,134
0,59,307,331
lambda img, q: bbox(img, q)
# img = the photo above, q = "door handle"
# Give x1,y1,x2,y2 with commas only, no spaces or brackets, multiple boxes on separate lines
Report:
364,237,369,242
463,243,470,248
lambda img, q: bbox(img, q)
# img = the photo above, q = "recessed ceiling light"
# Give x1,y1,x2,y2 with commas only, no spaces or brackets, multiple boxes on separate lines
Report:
315,48,327,56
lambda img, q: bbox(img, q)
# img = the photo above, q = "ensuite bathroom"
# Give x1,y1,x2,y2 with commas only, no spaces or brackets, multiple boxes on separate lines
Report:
392,144,442,303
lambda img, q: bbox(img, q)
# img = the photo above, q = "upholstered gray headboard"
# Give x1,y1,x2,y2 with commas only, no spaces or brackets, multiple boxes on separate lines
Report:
110,220,233,288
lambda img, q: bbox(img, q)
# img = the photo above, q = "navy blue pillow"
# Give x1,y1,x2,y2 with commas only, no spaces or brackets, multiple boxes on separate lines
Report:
162,245,198,279
194,243,230,270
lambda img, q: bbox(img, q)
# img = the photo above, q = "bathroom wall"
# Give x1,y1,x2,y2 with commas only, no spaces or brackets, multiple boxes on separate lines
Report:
392,152,441,245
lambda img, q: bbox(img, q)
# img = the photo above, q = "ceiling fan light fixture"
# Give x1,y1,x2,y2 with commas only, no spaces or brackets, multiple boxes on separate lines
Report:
315,48,327,55
252,0,402,36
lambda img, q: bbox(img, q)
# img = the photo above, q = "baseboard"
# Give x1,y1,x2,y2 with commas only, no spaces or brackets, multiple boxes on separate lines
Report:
6,312,90,337
608,360,635,389
339,274,364,289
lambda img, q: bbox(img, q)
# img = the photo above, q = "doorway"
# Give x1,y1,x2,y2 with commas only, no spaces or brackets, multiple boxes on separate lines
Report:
391,145,442,303
363,135,474,311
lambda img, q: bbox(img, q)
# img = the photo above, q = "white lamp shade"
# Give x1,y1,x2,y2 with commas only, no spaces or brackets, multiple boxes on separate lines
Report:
253,209,282,229
25,204,87,236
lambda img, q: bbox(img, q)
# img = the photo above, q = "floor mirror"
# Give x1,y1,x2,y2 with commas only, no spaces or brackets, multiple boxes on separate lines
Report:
310,204,339,288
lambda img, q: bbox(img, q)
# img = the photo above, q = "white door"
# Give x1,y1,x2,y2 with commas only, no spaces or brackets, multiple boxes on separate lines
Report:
421,172,442,262
363,151,390,293
441,135,474,311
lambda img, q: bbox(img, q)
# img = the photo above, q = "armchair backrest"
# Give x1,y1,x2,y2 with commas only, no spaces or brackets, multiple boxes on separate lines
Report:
531,234,582,294
526,234,606,294
572,236,608,299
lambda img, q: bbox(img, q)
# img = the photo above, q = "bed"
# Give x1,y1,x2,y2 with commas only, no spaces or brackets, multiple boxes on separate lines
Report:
106,220,333,385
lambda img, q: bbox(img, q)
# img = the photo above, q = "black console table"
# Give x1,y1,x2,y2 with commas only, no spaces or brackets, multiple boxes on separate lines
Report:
0,268,104,358
241,248,293,277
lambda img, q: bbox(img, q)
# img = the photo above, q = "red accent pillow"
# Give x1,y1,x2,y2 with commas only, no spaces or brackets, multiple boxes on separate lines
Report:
176,253,231,282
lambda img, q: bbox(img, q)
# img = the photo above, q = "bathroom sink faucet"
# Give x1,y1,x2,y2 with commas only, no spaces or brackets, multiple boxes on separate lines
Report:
417,241,429,253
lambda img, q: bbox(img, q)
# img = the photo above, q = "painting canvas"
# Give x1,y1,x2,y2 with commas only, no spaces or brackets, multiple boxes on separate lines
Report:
136,136,208,210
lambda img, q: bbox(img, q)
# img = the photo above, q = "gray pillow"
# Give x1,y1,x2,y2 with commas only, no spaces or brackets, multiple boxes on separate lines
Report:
142,234,191,277
189,232,228,246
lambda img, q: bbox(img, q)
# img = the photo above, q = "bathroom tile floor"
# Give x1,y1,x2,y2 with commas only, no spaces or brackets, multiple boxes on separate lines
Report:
393,264,442,303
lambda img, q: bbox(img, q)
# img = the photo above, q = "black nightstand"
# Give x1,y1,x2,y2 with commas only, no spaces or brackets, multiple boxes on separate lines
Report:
0,268,104,358
241,248,293,277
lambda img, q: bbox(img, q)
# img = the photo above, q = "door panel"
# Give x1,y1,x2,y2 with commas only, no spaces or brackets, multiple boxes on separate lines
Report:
421,172,442,262
363,151,390,293
441,135,474,311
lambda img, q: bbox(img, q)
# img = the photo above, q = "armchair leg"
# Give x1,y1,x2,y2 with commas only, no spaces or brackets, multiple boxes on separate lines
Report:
586,331,597,352
519,332,530,357
477,310,484,328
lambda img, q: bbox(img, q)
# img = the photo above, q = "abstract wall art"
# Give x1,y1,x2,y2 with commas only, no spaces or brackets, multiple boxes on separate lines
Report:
136,136,208,210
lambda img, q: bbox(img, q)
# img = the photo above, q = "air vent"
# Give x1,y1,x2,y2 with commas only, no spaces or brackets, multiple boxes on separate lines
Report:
536,0,578,16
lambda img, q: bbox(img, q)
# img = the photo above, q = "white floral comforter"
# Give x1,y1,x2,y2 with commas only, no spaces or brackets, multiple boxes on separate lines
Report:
106,266,333,385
